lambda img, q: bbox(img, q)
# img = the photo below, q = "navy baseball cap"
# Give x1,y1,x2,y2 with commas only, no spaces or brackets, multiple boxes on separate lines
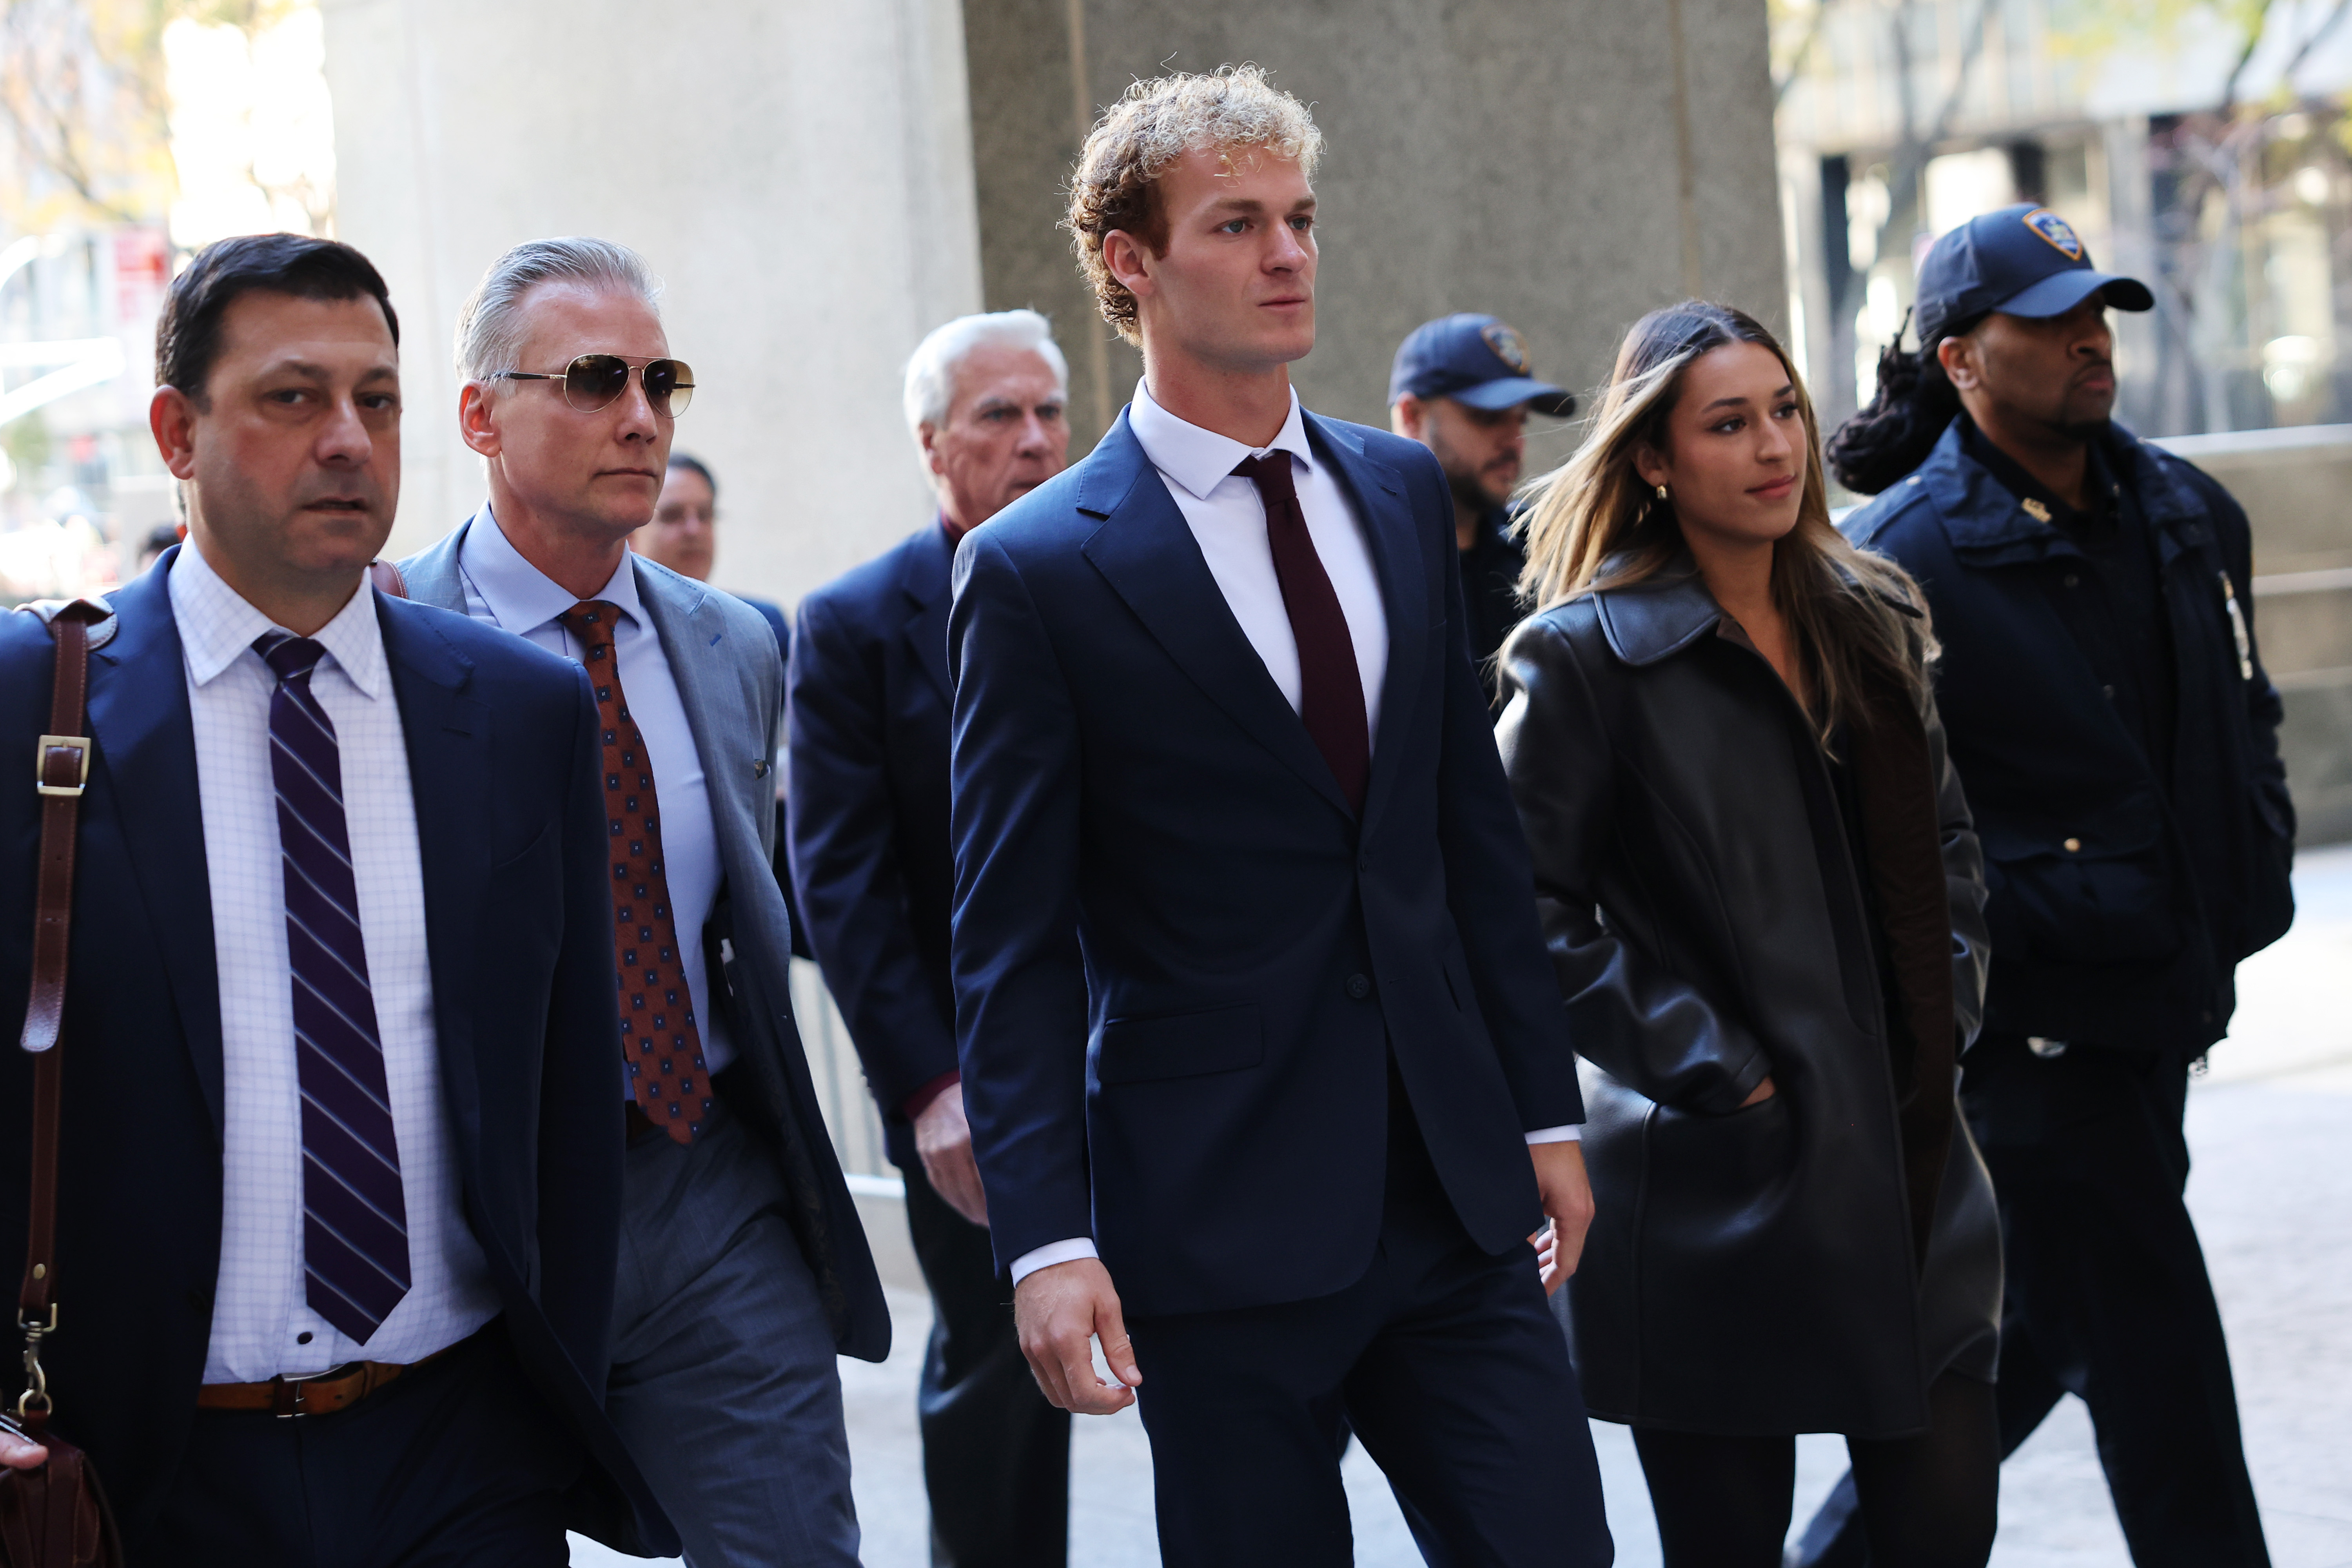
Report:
1390,313,1575,417
1915,203,2154,344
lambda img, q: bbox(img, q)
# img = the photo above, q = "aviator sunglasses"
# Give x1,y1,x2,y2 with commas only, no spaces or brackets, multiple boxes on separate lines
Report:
496,354,695,417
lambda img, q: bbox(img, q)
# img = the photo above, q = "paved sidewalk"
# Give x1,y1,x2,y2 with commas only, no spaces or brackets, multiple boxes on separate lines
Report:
573,845,2352,1567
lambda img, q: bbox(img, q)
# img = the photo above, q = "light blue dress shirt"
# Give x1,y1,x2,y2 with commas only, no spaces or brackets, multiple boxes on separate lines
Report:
452,505,736,1088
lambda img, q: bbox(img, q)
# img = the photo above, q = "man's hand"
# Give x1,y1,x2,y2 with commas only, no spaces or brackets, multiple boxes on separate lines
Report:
1013,1258,1141,1414
913,1088,989,1228
1528,1140,1596,1297
0,1425,46,1471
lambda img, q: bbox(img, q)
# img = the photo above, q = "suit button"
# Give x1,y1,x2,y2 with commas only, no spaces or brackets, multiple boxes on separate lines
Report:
2063,837,2082,853
2063,573,2081,588
1357,855,1371,873
1346,974,1372,1000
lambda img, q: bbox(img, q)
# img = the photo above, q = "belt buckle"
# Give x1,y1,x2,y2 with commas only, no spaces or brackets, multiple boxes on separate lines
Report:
271,1362,356,1419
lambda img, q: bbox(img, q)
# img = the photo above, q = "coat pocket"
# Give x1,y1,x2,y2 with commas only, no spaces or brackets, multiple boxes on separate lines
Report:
1094,1004,1264,1085
1977,802,2181,966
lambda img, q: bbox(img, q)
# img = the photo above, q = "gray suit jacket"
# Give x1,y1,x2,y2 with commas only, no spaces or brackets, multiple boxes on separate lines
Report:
403,516,890,1361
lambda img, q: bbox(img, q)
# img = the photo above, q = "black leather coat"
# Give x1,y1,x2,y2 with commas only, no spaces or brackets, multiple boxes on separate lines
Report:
1497,568,2002,1438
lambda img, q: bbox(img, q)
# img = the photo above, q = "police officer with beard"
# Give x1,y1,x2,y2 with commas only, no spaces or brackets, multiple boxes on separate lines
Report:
1390,313,1574,708
1792,205,2294,1568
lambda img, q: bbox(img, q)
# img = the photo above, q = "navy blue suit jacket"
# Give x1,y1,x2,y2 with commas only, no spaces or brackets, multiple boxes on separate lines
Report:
787,524,957,1169
947,409,1581,1316
0,553,673,1557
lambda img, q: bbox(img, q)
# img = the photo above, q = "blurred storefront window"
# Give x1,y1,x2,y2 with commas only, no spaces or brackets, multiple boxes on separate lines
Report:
0,0,333,605
1774,0,2352,441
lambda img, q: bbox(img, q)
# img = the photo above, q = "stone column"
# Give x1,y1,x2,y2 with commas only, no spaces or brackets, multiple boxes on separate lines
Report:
960,0,1789,457
318,0,983,600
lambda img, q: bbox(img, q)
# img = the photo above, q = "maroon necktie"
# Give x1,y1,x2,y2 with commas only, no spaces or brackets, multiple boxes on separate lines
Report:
558,600,710,1145
1232,454,1370,814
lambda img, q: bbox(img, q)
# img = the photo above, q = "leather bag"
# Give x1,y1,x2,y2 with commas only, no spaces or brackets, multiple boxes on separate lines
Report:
1,599,124,1568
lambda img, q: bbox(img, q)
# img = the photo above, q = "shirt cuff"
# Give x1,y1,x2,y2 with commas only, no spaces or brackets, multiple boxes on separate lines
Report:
1009,1238,1098,1285
900,1069,961,1122
1524,1124,1583,1144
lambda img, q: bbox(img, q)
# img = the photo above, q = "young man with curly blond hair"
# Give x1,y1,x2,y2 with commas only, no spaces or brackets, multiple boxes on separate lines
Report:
944,65,1613,1565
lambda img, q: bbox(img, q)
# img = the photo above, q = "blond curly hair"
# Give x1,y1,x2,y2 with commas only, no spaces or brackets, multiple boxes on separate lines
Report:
1065,64,1324,346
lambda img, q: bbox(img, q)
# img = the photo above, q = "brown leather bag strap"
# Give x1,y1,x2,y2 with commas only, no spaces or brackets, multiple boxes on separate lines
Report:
17,599,105,1383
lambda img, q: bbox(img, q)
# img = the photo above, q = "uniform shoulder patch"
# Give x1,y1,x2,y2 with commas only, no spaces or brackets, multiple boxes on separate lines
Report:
2023,208,2083,260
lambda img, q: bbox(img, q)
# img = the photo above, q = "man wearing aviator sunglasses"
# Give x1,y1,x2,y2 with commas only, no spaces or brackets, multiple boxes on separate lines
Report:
494,352,696,419
400,237,888,1568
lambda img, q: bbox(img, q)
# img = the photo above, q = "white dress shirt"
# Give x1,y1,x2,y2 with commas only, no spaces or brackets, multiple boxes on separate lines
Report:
1008,386,1574,1287
176,539,498,1381
453,505,735,1088
1127,378,1391,747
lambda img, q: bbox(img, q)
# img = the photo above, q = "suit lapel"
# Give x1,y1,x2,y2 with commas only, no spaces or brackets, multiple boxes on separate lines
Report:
635,562,763,872
1305,414,1426,833
899,524,954,705
378,598,491,1162
85,556,225,1135
395,512,476,613
1078,414,1354,817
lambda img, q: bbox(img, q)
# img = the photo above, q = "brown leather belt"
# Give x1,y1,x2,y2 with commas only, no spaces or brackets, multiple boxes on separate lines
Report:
196,1325,478,1418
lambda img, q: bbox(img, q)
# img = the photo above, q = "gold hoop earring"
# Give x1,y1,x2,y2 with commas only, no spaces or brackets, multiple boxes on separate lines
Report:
1655,484,1669,500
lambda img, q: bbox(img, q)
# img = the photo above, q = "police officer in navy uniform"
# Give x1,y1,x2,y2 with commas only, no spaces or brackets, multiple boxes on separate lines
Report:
1389,314,1574,708
1791,205,2293,1568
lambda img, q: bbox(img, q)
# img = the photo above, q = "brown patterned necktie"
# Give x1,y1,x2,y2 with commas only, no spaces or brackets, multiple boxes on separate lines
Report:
1232,453,1370,814
557,599,710,1145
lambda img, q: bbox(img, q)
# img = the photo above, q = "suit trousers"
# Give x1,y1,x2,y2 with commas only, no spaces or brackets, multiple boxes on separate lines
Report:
607,1098,860,1567
900,1147,1072,1566
1792,1034,2270,1568
1124,1093,1612,1568
151,1321,583,1567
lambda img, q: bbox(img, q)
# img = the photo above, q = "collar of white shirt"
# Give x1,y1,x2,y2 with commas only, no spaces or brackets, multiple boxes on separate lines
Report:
170,535,387,701
1127,378,1314,501
459,503,643,637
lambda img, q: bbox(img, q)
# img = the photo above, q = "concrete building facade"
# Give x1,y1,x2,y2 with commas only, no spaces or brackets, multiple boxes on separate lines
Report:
319,0,1787,602
318,0,984,592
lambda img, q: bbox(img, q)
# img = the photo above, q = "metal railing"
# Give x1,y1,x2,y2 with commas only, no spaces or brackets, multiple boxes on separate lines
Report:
787,958,901,1194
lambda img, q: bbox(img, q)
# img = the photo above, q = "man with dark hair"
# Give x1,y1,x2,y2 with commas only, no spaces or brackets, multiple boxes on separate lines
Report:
0,232,673,1564
1795,205,2293,1568
790,308,1073,1566
951,68,1610,1565
1387,313,1573,707
633,454,790,655
630,453,809,960
401,236,888,1568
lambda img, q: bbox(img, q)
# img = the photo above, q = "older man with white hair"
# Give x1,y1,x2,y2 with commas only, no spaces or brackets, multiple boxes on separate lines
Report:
788,309,1072,1566
396,236,889,1567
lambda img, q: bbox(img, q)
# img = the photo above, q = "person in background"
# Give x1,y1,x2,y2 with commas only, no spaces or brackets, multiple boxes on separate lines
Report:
789,307,1073,1567
948,67,1610,1566
633,451,808,956
1388,312,1575,706
1499,300,2001,1568
138,519,184,572
634,452,791,657
399,236,890,1567
1793,204,2293,1568
0,232,671,1563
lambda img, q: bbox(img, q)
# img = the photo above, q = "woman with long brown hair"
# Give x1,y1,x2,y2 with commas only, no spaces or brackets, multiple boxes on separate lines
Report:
1496,301,2002,1566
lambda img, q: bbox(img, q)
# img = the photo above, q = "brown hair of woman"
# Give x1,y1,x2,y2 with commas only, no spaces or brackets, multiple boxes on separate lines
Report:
1515,299,1934,745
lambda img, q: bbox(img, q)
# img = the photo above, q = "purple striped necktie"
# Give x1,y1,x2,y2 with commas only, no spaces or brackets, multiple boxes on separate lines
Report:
255,631,412,1345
